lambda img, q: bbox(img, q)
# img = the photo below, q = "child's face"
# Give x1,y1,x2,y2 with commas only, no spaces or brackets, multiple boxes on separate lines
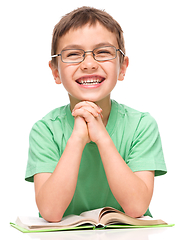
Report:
50,22,128,106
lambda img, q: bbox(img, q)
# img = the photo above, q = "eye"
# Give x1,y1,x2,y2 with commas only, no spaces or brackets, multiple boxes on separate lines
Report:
94,47,115,57
64,50,83,59
67,52,81,57
96,50,112,55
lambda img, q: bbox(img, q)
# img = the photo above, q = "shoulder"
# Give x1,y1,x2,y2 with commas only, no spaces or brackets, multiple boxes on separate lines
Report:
113,100,156,124
30,104,70,135
42,104,69,122
112,100,158,134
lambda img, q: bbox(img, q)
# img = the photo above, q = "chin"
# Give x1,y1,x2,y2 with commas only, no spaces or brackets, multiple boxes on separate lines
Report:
81,97,103,103
69,92,110,105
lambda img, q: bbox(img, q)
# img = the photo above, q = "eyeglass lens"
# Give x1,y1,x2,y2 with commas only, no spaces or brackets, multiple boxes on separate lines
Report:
61,46,117,63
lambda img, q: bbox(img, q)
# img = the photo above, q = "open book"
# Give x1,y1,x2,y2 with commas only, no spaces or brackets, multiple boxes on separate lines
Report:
10,207,172,233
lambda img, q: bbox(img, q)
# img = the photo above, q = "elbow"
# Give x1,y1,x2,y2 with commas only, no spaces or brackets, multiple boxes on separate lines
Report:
36,201,64,222
123,205,148,218
45,216,63,223
40,209,64,223
36,197,64,222
125,210,144,218
122,196,151,218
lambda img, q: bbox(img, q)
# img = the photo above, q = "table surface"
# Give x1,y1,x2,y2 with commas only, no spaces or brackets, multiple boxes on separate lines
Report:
5,224,179,240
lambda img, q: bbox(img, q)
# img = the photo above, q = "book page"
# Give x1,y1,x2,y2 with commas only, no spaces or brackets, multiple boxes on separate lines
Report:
17,215,95,229
80,208,104,223
137,216,154,221
16,216,48,227
100,212,167,226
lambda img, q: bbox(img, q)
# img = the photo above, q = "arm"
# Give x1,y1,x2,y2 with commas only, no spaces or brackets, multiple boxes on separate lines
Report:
72,101,154,218
96,135,154,218
34,116,89,222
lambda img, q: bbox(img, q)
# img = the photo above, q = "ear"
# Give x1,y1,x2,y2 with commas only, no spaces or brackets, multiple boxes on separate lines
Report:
118,56,129,81
49,61,62,84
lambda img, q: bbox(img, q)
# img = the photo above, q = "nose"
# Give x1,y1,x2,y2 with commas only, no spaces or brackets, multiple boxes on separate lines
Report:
80,52,98,72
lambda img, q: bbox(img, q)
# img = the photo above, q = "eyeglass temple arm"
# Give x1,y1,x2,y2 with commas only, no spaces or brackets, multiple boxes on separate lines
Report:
118,49,125,57
51,49,125,58
51,54,61,58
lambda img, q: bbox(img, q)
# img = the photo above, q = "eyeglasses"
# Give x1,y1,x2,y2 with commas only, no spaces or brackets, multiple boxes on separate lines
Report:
51,46,125,63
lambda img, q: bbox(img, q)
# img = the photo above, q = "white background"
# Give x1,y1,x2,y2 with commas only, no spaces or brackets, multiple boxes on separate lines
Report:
1,0,180,229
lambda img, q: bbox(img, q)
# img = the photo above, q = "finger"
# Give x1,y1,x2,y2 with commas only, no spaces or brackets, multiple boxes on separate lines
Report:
72,107,99,119
72,105,100,118
73,101,102,114
85,101,102,113
72,108,96,123
72,101,89,111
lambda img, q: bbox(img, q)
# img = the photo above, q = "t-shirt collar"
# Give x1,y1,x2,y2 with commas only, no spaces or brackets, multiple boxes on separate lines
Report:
65,100,118,137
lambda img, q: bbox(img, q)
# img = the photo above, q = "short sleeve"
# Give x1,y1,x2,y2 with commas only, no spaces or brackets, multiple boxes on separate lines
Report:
25,120,60,182
126,114,167,176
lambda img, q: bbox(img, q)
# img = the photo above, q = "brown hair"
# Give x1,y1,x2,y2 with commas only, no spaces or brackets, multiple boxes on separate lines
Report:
51,6,125,66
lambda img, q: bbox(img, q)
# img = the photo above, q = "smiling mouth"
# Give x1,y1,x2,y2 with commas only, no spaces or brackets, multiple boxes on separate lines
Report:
76,76,105,85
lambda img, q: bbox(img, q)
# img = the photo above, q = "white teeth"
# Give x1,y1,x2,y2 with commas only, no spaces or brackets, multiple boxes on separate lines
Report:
79,79,101,85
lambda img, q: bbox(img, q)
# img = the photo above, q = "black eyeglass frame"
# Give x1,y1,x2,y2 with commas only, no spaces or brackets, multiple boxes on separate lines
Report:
51,46,125,64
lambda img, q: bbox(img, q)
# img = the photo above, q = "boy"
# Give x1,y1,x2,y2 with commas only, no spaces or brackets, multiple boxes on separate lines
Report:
25,7,167,222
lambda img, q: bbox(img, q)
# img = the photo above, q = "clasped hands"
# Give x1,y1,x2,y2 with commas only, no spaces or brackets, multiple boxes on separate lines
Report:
72,101,108,145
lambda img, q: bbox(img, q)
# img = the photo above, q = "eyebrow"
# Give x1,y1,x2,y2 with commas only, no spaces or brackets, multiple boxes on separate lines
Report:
62,42,115,50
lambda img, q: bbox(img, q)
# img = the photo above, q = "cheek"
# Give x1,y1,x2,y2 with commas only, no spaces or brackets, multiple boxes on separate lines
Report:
58,64,75,83
115,60,121,76
103,61,120,81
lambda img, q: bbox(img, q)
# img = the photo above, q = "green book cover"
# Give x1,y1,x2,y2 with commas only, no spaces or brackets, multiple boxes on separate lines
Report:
10,222,175,233
10,207,175,233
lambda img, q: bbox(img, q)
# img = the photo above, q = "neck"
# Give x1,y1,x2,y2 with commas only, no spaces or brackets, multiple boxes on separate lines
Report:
96,97,111,126
69,95,112,127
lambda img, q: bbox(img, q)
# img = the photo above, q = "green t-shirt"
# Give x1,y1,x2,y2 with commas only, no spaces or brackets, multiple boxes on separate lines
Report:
25,100,167,217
